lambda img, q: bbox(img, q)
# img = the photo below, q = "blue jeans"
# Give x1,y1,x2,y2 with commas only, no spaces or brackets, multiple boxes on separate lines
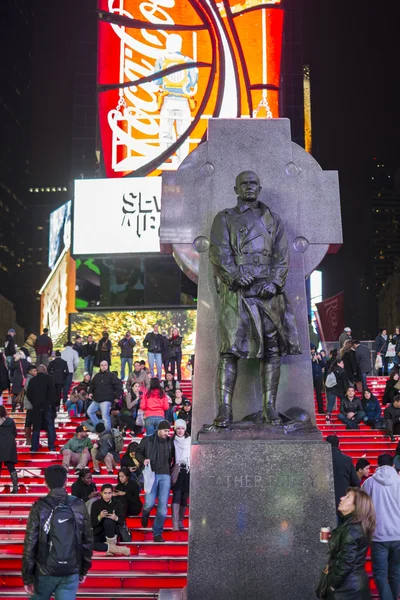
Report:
63,373,73,403
337,411,366,428
32,573,79,600
371,540,400,600
120,357,132,381
148,352,162,379
361,372,368,391
66,399,84,415
145,416,164,437
143,473,171,536
87,400,111,430
84,356,94,377
326,392,345,414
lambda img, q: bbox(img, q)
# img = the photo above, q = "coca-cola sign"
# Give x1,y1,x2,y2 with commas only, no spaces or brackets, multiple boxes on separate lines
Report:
98,0,284,177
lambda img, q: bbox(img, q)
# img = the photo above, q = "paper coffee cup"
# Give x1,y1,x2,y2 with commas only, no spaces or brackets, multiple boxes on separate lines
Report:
320,527,331,543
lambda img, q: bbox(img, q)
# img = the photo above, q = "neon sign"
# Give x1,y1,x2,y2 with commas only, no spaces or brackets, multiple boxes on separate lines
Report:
98,0,284,177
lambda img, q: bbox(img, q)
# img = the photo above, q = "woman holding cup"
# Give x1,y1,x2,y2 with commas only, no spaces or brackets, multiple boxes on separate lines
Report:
316,487,375,599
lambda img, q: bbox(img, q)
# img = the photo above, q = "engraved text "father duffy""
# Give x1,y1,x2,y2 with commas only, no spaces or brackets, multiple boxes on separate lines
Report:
209,475,263,489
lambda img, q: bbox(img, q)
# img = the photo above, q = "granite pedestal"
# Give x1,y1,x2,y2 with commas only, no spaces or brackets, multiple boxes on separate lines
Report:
185,439,336,600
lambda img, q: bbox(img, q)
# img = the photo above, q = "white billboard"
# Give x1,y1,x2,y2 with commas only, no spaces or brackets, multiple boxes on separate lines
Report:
72,178,161,255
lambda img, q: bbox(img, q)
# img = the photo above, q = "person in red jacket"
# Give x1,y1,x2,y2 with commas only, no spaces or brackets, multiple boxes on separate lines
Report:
141,378,169,436
34,328,53,367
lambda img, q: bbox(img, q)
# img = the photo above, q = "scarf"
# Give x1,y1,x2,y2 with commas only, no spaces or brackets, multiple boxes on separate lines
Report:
174,435,191,471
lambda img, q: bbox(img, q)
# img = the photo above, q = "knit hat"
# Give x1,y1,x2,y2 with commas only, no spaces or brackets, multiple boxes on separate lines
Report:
174,418,187,430
157,419,171,431
83,371,89,377
183,400,191,407
344,327,351,332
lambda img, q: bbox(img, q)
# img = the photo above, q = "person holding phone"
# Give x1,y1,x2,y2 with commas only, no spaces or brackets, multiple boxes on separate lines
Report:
91,483,130,555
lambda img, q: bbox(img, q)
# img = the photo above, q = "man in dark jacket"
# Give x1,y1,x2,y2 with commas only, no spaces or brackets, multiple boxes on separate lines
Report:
118,331,136,382
91,422,120,475
34,328,53,367
27,365,57,452
326,435,359,510
384,395,400,441
82,335,96,377
4,328,17,369
136,419,172,542
143,324,164,379
73,335,83,357
354,340,371,391
337,386,366,430
87,361,123,430
22,464,93,599
47,351,69,410
311,345,326,414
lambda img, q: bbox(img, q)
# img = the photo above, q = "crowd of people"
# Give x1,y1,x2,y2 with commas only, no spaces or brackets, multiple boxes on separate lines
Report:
3,323,400,599
311,325,400,441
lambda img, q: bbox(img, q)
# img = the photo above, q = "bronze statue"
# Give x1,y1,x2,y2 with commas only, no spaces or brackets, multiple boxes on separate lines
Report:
209,170,302,427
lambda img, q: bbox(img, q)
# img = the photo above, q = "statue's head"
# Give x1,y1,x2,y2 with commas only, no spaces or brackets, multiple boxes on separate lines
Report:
234,171,261,203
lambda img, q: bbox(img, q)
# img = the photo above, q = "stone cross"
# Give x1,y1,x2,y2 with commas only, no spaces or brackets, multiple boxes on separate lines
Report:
160,119,342,435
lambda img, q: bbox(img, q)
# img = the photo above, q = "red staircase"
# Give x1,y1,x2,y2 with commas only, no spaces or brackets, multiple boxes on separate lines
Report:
0,377,391,597
0,381,192,599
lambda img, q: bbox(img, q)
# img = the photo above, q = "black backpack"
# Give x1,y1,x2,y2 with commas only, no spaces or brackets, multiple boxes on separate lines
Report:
42,496,79,576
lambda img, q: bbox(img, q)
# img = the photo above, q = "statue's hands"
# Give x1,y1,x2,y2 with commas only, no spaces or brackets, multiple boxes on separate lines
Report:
259,282,278,298
234,273,255,289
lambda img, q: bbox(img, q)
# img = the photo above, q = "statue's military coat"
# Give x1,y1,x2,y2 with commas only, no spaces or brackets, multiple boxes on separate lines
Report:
209,199,301,359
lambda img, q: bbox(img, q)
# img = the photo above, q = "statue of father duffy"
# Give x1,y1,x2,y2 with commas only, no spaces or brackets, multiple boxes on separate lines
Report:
209,170,302,427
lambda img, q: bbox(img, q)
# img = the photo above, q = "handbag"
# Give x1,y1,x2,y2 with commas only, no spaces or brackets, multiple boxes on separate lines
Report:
375,354,383,370
394,380,400,391
171,463,181,486
315,568,329,599
143,463,155,494
117,523,132,542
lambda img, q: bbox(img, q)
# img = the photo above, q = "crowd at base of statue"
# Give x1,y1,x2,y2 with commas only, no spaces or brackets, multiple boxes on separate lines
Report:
16,414,191,600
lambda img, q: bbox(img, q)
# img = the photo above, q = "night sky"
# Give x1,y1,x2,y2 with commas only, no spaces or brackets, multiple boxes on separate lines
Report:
27,0,400,336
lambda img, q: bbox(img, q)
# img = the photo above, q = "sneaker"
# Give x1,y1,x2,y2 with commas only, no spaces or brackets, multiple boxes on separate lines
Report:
141,514,149,528
153,534,165,542
92,470,101,475
75,468,81,474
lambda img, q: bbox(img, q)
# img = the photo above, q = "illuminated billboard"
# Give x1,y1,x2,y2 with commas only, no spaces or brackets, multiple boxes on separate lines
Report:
72,177,161,255
98,0,284,177
48,200,72,270
40,250,76,345
70,308,196,379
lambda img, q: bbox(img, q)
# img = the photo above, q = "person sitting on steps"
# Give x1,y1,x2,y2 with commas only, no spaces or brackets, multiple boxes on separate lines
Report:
384,394,400,442
91,422,120,475
337,386,366,430
91,483,130,556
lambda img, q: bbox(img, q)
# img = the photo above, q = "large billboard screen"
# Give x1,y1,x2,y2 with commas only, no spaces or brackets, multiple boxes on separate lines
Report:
72,177,161,256
48,200,72,270
70,308,196,379
98,0,284,177
40,250,76,345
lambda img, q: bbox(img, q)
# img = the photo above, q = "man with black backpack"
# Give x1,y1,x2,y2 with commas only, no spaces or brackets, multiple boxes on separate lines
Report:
22,464,93,599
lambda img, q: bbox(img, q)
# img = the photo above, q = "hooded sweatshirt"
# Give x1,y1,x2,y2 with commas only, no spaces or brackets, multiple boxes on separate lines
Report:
362,466,400,541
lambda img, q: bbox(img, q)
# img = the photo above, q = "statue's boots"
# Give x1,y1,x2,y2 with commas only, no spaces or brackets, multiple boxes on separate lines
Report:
261,357,282,425
214,355,238,427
